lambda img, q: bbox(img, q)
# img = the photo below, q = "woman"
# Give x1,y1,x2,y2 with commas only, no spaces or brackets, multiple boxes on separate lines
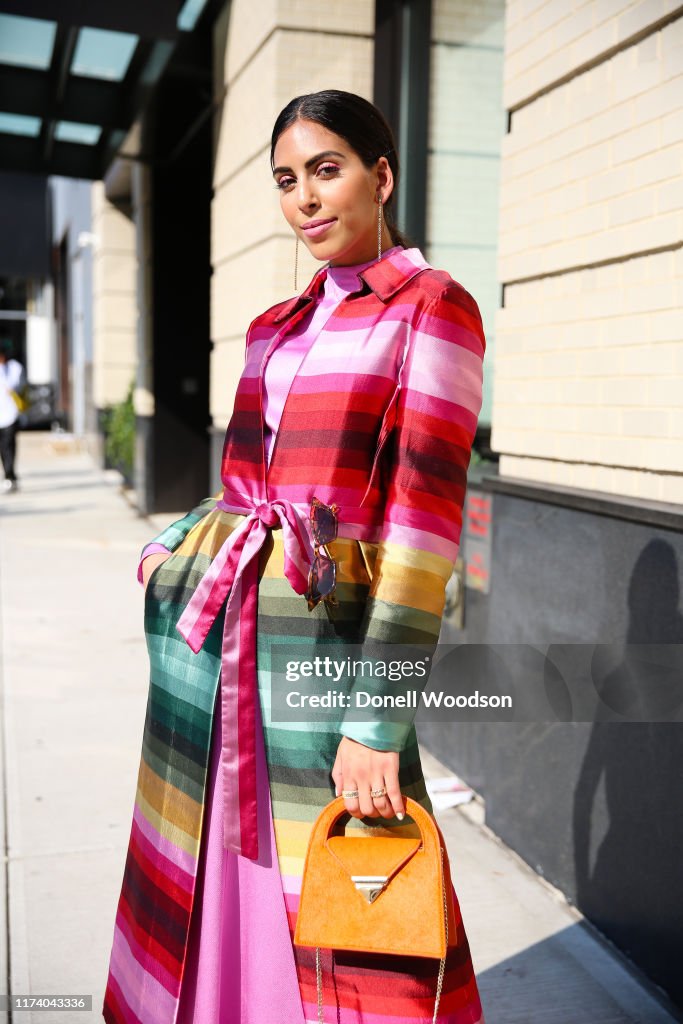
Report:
0,338,24,493
103,89,487,1024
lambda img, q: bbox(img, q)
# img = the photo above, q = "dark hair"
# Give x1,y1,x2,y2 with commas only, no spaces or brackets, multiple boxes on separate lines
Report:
270,89,412,250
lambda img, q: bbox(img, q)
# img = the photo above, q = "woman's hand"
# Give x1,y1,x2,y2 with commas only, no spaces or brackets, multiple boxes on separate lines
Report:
142,552,172,592
331,736,405,821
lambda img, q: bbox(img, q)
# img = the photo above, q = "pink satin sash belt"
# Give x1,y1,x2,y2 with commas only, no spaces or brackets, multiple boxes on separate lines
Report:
176,493,314,859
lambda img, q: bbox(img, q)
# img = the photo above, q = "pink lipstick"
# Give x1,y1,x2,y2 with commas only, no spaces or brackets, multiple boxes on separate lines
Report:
301,218,337,238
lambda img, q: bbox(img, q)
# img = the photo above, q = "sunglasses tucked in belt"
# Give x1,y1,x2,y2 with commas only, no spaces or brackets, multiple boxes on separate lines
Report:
305,497,340,611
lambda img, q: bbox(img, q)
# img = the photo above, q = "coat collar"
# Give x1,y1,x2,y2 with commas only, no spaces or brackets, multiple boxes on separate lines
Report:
272,246,430,323
358,245,430,300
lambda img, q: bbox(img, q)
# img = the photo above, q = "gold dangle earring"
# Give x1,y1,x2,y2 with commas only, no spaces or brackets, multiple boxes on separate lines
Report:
294,235,299,292
377,194,383,261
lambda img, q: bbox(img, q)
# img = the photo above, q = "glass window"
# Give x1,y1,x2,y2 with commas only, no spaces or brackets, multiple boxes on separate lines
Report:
425,0,507,427
54,121,103,146
0,14,56,70
177,0,210,31
71,27,138,81
0,112,42,137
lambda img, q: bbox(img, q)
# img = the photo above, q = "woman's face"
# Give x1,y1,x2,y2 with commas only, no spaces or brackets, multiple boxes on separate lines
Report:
272,118,394,267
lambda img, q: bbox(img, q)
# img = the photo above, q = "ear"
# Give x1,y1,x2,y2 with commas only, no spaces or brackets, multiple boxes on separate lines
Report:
376,157,394,204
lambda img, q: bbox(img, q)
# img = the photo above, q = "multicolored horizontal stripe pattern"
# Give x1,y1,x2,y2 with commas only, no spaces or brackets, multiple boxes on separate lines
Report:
103,245,486,1022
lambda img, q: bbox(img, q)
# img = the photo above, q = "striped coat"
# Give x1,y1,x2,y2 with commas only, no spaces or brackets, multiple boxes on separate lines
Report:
103,245,487,1023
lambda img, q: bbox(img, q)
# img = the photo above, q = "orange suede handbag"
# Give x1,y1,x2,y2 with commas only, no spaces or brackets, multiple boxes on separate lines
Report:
294,794,458,1024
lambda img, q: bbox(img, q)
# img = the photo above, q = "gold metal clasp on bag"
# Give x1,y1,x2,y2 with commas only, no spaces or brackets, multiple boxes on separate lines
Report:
351,875,389,903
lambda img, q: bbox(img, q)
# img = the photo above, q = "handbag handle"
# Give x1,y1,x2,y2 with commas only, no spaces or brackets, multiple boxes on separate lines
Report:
316,793,441,849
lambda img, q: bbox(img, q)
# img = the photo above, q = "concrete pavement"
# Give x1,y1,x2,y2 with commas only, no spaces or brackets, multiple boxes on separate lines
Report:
0,433,680,1024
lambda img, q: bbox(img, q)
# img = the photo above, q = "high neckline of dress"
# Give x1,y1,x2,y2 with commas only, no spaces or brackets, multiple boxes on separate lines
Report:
323,244,404,294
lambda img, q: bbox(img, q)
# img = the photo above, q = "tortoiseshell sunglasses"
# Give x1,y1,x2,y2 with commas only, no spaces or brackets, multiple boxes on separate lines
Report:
306,497,340,611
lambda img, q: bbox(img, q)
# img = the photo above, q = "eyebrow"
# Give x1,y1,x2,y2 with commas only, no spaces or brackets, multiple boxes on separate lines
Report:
272,150,346,176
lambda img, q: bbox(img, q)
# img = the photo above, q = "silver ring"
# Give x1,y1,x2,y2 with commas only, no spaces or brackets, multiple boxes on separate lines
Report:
341,789,359,799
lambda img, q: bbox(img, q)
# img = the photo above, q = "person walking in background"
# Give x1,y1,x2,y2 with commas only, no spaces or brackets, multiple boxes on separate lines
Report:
103,89,487,1023
0,338,25,494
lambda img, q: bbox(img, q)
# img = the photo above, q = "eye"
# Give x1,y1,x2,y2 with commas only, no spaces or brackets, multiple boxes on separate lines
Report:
274,176,295,191
317,162,340,177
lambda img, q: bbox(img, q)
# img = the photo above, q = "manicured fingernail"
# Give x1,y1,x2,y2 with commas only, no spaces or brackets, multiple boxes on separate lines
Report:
397,812,404,820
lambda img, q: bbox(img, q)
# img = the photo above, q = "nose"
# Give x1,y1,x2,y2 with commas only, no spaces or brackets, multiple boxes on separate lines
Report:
296,178,319,211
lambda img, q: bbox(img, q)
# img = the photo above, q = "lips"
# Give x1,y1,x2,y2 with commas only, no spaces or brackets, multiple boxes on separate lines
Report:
301,218,337,238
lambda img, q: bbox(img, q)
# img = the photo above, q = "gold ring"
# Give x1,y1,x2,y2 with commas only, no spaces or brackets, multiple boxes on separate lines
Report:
341,789,359,799
371,787,387,798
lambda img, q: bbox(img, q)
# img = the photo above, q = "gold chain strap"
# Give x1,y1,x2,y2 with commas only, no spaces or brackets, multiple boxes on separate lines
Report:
316,945,324,1024
432,845,448,1024
314,846,449,1024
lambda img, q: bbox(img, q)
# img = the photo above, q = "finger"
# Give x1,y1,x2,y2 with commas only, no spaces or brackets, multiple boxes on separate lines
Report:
331,753,343,796
341,776,362,819
358,785,379,819
370,779,393,818
331,771,343,797
385,777,405,820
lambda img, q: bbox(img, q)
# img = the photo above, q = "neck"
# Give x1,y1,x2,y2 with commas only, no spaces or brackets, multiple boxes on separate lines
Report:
329,227,396,268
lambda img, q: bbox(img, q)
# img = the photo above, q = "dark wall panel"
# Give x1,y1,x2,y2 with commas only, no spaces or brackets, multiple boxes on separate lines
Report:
143,46,212,512
0,171,50,277
423,486,683,1007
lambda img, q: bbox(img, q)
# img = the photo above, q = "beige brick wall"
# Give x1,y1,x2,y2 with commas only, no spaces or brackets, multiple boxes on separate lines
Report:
498,15,682,280
503,0,681,109
91,182,138,409
210,0,374,428
493,4,683,503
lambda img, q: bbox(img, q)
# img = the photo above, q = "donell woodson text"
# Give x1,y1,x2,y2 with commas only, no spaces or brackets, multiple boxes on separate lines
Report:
285,690,512,709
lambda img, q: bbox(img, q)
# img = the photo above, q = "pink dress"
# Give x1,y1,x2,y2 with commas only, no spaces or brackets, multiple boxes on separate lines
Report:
173,250,402,1023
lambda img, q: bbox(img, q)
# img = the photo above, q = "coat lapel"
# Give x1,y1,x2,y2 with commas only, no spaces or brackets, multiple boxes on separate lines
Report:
272,246,431,326
243,245,434,500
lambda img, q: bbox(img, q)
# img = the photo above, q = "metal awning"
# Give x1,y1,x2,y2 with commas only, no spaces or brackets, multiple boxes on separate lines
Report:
0,0,212,179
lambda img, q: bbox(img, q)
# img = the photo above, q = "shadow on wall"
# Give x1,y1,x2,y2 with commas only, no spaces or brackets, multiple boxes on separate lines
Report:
573,539,683,1008
419,513,683,1010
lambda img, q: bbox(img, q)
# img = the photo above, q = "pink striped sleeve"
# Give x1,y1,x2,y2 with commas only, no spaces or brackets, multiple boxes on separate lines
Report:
339,282,486,751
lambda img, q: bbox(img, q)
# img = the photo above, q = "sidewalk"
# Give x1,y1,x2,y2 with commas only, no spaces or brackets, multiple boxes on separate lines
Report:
0,434,679,1024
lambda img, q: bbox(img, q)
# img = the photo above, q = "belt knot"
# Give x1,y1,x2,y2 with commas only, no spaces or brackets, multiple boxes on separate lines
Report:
255,502,279,528
175,493,318,859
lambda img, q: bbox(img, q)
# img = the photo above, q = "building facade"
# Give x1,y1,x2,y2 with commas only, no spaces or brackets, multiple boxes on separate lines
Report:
429,0,683,1008
1,0,680,1007
91,0,682,1004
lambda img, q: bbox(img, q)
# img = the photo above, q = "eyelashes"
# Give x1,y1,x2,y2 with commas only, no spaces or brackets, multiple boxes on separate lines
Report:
274,163,341,191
